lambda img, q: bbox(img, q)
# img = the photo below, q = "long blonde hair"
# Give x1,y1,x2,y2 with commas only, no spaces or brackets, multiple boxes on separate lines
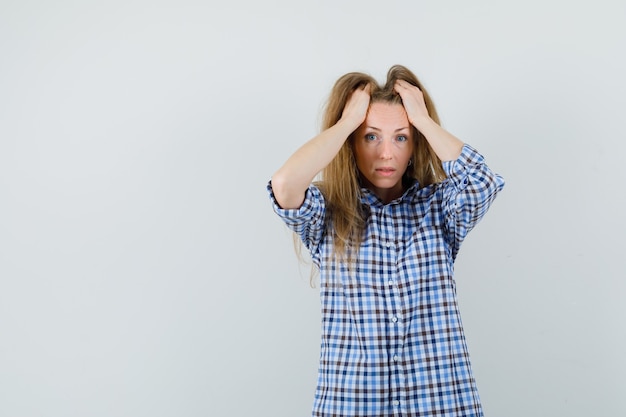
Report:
314,65,446,262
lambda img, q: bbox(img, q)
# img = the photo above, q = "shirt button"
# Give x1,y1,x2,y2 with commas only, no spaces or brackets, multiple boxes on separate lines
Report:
391,316,398,323
393,355,399,362
392,400,400,407
388,280,394,286
386,241,392,248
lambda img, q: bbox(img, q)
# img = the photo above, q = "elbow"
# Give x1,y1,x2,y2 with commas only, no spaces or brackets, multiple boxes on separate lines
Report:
270,172,288,202
270,172,305,209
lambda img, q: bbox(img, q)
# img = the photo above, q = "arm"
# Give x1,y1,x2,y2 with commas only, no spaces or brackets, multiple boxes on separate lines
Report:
441,145,505,259
394,79,464,161
271,85,371,209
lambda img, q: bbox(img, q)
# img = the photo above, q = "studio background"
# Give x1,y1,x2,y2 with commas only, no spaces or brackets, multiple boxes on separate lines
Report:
1,1,624,416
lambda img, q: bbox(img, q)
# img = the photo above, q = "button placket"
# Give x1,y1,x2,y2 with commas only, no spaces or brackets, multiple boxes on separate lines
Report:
381,204,407,414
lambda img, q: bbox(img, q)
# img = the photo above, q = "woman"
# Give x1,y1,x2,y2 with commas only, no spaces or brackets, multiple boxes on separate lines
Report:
268,65,504,416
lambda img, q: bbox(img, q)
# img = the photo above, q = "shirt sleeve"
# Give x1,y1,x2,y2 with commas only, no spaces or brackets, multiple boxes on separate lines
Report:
267,181,327,263
440,144,505,259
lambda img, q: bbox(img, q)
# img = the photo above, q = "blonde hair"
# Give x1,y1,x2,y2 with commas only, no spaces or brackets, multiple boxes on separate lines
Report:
314,65,446,262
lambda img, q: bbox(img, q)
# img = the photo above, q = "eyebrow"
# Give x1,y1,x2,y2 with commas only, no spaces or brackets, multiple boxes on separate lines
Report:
366,126,410,132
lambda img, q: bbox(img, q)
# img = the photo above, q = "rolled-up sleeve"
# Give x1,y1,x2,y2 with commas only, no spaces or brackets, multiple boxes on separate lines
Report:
267,181,327,263
441,144,505,258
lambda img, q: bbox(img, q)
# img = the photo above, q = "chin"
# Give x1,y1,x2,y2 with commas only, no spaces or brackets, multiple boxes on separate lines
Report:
373,180,401,189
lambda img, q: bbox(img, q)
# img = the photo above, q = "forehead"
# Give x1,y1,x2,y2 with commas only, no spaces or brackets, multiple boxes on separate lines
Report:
365,102,410,128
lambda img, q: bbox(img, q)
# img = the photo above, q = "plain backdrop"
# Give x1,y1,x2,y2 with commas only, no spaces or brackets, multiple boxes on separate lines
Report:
1,1,625,416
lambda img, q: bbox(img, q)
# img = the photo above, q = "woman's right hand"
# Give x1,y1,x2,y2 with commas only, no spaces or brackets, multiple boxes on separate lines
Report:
340,84,371,129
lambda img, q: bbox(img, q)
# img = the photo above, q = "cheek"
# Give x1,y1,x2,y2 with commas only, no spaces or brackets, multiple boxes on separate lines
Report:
355,149,377,169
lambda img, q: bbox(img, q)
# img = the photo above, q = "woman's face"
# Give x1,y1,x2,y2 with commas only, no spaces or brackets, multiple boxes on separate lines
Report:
353,102,414,203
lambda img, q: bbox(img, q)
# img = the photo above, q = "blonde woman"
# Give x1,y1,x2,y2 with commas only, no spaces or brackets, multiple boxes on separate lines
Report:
268,65,504,417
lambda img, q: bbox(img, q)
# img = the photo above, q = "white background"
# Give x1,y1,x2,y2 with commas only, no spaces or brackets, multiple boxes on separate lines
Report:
1,1,625,416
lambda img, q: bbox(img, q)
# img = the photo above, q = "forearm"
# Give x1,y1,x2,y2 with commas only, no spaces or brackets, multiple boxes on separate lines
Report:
414,116,464,162
271,119,358,209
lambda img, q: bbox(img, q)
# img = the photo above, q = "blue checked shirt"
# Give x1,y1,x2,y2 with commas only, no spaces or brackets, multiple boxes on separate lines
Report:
268,144,505,417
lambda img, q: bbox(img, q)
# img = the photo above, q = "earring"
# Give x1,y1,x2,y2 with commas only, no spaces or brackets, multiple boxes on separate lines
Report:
408,159,413,166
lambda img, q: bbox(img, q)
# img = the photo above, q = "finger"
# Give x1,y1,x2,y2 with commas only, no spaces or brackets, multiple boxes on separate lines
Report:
396,79,418,90
396,80,412,90
393,82,406,94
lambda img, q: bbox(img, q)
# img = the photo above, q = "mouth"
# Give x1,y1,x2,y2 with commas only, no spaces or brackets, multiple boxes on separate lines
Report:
375,167,396,177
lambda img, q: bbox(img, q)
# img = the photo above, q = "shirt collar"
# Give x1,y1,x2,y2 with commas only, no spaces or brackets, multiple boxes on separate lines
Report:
359,180,421,207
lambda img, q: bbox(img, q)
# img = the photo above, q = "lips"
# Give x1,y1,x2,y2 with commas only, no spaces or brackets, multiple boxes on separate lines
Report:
375,167,396,177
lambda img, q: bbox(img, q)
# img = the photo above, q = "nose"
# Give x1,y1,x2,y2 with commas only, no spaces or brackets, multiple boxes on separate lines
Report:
378,138,393,159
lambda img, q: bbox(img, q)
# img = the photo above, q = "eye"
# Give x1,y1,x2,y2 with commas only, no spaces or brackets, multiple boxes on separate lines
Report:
396,135,408,142
365,134,378,142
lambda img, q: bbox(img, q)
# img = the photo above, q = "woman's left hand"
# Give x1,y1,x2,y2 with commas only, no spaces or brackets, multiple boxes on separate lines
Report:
394,79,431,129
394,79,464,161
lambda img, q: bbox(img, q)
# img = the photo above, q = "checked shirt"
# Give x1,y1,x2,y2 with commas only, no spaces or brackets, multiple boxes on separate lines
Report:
268,144,505,417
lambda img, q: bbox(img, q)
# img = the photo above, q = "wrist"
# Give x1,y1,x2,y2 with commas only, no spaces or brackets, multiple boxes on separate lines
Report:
411,115,436,131
336,116,363,134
